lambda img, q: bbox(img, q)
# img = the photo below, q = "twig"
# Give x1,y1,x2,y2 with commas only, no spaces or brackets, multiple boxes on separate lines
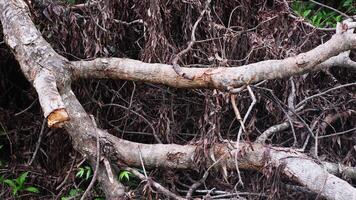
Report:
230,94,246,135
287,78,297,145
127,167,185,199
103,103,162,143
80,117,101,200
113,19,144,26
186,156,224,199
236,85,256,137
253,85,309,141
121,81,136,137
287,78,296,113
232,87,257,187
171,0,211,79
138,147,148,178
229,85,247,94
28,118,46,165
125,147,185,199
15,98,38,116
211,193,259,199
255,122,290,143
317,127,356,139
296,82,356,109
56,154,77,190
125,167,185,200
320,110,354,130
288,14,336,31
230,94,244,186
309,0,350,19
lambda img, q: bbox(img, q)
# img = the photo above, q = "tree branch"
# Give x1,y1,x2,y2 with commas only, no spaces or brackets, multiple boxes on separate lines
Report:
0,0,70,127
97,130,356,200
70,29,356,90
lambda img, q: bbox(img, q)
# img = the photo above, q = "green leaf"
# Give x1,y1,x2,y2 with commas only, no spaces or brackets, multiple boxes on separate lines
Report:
69,188,81,196
17,172,28,185
25,186,40,193
335,15,342,22
342,0,353,7
4,179,16,189
303,10,311,17
314,15,322,27
0,175,4,183
119,171,132,182
76,168,84,178
85,167,92,180
12,187,19,196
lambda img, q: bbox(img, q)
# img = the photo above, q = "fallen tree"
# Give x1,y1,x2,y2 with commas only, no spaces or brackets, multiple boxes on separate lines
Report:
1,0,356,199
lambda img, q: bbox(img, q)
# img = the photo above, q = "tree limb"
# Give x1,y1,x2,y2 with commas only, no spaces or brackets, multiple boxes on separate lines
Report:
70,30,356,89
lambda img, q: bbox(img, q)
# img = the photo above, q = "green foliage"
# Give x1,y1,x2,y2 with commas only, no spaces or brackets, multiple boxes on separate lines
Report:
76,165,92,181
61,188,83,200
61,165,97,199
292,0,356,28
65,0,76,4
0,172,39,196
118,170,132,182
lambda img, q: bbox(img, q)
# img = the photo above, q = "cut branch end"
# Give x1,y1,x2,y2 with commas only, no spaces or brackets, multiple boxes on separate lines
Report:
47,108,70,128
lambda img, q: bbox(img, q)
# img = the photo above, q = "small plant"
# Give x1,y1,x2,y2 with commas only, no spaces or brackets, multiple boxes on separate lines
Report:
61,188,83,200
118,169,140,188
76,165,92,181
118,170,132,182
292,0,355,28
61,165,95,199
1,172,39,196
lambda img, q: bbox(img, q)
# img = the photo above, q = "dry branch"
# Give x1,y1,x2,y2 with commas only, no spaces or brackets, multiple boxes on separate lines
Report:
0,0,70,128
97,129,356,200
70,33,356,89
0,1,126,199
1,0,356,200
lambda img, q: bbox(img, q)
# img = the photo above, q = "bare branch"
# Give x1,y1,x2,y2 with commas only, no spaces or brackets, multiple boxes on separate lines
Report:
71,30,356,90
256,122,290,143
171,0,211,79
125,167,185,200
28,119,47,165
0,0,71,127
296,82,356,109
98,131,356,200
